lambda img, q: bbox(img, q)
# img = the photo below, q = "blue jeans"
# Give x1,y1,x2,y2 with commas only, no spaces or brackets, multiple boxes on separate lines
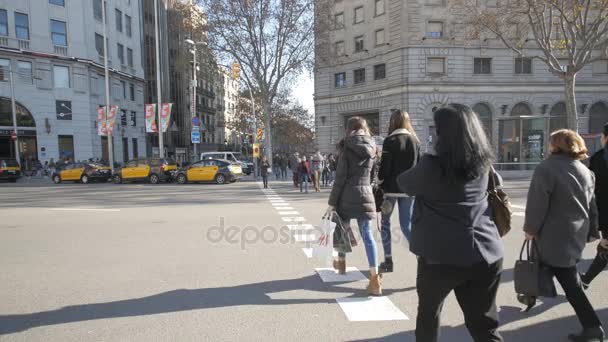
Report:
381,197,414,258
300,174,309,192
338,218,378,268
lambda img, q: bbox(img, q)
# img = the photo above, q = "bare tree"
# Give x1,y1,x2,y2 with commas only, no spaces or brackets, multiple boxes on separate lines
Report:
458,0,608,130
200,0,315,165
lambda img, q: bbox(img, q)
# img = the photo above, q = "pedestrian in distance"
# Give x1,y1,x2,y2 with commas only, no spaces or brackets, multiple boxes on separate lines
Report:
398,104,504,342
582,122,608,289
327,116,382,296
260,156,271,189
291,153,300,188
321,154,330,187
312,151,324,192
273,155,281,180
524,129,603,342
299,156,311,193
377,109,421,273
328,154,336,186
279,154,288,180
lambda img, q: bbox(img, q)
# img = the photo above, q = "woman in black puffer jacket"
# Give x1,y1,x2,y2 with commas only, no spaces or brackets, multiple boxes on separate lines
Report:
327,116,381,296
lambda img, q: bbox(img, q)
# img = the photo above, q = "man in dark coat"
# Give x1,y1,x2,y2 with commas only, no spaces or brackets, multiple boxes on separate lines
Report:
582,122,608,287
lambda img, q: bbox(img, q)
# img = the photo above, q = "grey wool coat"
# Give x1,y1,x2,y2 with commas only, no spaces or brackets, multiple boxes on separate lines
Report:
328,134,377,220
524,154,600,267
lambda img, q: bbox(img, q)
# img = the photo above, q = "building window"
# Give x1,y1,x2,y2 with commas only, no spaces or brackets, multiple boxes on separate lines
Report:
427,21,443,38
121,109,127,125
115,9,122,32
474,58,492,74
53,65,70,88
511,102,533,116
374,63,386,80
0,58,9,81
334,12,344,29
17,61,32,83
472,103,492,139
354,36,364,53
515,57,533,74
354,6,364,24
58,135,75,160
354,68,366,84
335,41,345,56
592,59,608,74
589,102,608,134
49,0,65,6
375,29,385,46
427,57,445,74
125,15,132,37
93,0,103,21
121,80,126,99
51,20,67,46
130,111,137,126
15,12,29,40
132,138,138,158
549,102,568,132
129,83,135,101
122,137,129,162
334,72,346,88
117,43,124,64
0,10,8,36
95,33,104,55
127,48,133,67
56,100,72,120
375,0,385,16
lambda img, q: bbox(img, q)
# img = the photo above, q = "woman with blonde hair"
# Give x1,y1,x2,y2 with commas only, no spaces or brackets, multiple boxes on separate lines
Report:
377,109,420,273
524,129,603,342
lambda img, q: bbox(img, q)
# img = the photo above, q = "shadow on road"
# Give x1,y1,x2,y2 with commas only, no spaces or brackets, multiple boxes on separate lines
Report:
0,274,415,335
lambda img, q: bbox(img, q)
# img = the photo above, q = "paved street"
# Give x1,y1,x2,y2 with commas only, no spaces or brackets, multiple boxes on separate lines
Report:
0,178,606,342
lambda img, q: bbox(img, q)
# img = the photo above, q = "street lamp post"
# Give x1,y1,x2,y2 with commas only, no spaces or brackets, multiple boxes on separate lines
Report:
101,0,114,173
153,0,164,158
8,64,20,165
185,39,202,160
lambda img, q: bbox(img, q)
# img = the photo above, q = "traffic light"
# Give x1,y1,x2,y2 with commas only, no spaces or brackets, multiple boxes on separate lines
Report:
231,62,241,80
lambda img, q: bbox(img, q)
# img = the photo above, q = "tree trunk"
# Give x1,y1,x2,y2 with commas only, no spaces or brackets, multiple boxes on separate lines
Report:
263,101,274,168
564,73,579,132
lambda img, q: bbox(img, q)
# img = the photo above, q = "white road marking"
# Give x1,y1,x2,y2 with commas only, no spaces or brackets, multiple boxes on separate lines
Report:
294,232,316,242
282,216,306,222
47,208,120,212
513,212,525,217
278,211,300,215
287,224,315,231
270,201,288,205
302,248,338,259
512,204,526,210
315,267,367,283
275,206,294,210
336,297,409,322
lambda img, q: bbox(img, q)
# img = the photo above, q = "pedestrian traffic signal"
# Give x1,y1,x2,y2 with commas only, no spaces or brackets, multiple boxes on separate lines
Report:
231,63,241,80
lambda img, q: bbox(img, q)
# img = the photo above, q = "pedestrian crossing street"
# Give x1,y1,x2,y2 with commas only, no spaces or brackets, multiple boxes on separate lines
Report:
258,183,410,323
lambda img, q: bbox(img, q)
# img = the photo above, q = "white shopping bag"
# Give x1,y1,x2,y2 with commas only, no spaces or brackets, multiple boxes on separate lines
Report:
312,215,336,265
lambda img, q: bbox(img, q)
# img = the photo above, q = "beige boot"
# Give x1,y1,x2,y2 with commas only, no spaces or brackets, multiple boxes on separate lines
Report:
367,274,383,296
333,258,346,275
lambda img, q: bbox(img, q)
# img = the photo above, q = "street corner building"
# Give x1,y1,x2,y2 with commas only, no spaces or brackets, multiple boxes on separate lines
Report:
313,0,608,167
0,0,147,167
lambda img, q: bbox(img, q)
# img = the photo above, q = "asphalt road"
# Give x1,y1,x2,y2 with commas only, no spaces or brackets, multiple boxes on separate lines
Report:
0,178,606,342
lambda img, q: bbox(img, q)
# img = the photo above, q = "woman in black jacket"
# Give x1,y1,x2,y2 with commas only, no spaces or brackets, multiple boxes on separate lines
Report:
398,104,504,342
327,116,382,296
377,109,420,273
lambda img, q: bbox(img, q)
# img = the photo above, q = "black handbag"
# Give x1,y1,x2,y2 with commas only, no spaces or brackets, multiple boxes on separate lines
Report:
514,240,557,311
331,213,354,254
487,167,513,237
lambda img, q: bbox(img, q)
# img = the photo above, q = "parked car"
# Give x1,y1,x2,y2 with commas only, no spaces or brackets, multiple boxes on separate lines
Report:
114,158,177,184
0,159,21,182
200,152,253,175
174,159,242,185
52,162,112,184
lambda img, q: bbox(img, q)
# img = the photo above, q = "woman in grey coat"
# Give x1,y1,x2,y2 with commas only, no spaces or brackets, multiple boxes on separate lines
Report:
524,129,603,342
327,116,381,296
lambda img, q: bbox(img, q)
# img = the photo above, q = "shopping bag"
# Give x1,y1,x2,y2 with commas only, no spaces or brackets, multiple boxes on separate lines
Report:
514,240,557,311
332,213,354,254
312,215,336,265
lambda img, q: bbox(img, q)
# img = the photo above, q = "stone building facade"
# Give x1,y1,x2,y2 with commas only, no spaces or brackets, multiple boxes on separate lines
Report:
314,0,608,166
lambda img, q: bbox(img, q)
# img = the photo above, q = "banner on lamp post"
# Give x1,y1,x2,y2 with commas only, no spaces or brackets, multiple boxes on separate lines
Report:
160,103,173,133
97,107,107,136
107,105,118,134
145,104,158,133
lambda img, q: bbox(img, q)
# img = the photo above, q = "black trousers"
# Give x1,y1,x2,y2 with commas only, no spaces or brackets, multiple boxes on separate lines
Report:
548,265,602,329
262,175,268,188
583,246,608,284
416,258,503,342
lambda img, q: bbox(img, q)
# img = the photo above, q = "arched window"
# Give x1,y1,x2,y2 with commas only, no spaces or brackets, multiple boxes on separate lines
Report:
510,102,532,117
473,103,492,139
549,102,568,133
0,97,36,127
589,102,608,134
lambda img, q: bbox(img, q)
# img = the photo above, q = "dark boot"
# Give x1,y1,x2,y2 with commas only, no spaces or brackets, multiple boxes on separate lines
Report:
568,326,604,342
379,258,393,273
333,258,346,275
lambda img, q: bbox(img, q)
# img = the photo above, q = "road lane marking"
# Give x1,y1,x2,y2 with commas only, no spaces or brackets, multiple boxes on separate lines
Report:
278,211,300,215
282,216,306,222
287,224,315,231
275,206,294,210
302,248,338,258
47,208,120,212
512,204,526,210
513,212,525,217
294,232,316,242
315,267,367,283
336,297,409,322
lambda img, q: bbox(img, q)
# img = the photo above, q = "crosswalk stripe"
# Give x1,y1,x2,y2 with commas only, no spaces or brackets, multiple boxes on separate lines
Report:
315,267,367,283
512,204,526,210
287,224,315,231
336,297,409,322
282,216,306,222
294,232,316,242
278,211,300,215
275,206,294,210
513,212,525,217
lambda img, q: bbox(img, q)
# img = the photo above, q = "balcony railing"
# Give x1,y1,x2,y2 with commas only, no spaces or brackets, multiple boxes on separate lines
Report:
0,37,7,47
54,45,68,56
18,39,30,50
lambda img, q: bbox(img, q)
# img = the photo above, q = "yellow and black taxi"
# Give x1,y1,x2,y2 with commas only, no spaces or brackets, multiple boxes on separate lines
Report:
174,159,242,185
52,162,112,184
114,158,178,184
0,159,21,182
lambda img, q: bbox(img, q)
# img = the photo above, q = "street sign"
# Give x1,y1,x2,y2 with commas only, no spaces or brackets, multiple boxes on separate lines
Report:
192,117,200,127
191,131,201,144
191,125,200,131
253,143,260,158
10,131,17,141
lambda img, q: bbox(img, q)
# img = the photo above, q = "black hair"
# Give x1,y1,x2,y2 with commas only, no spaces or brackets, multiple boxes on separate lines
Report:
434,104,495,181
603,122,608,137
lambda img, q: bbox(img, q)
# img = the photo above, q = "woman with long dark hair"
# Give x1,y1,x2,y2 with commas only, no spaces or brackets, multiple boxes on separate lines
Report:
328,116,382,295
377,109,420,273
398,104,504,342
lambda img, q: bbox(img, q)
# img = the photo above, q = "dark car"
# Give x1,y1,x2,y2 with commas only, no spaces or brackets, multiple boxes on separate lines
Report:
114,158,178,184
174,159,243,184
0,159,21,182
52,162,112,184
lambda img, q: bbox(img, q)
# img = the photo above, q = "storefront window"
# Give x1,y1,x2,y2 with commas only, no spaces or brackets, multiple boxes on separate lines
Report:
549,102,567,133
498,102,546,170
472,103,492,140
589,102,608,134
0,97,36,126
343,112,379,136
58,135,74,160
